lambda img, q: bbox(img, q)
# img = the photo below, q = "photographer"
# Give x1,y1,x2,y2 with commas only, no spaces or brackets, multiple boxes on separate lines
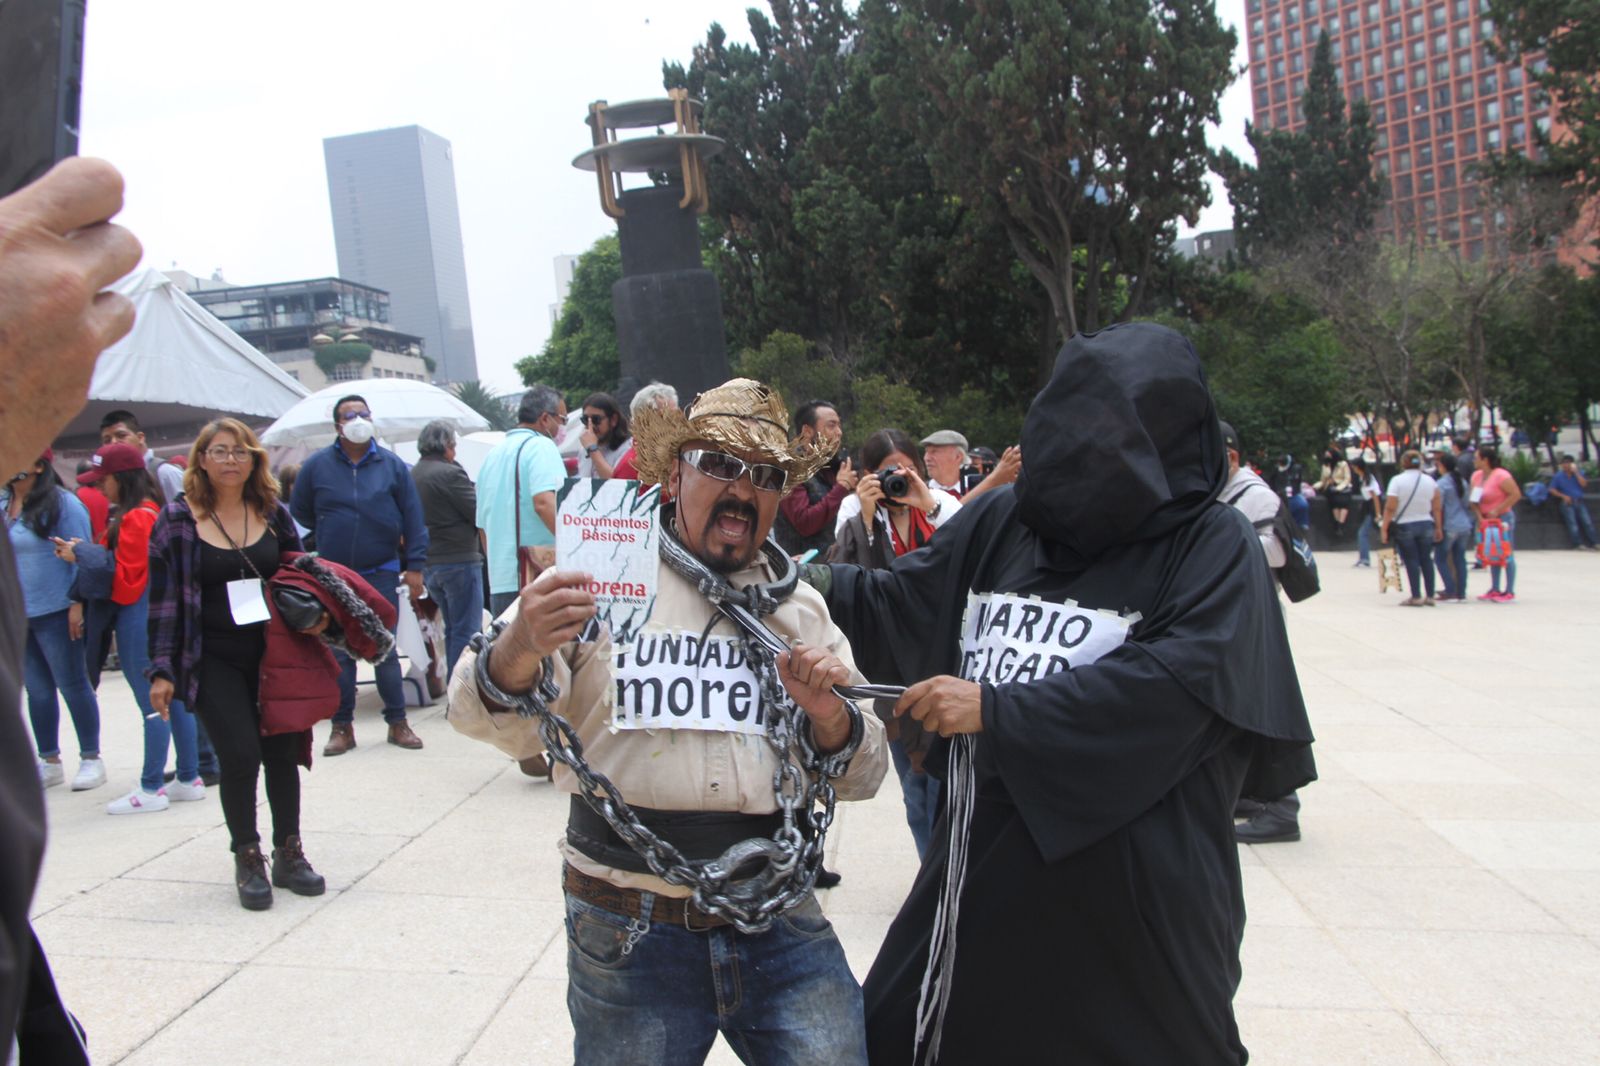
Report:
831,430,961,570
828,429,960,859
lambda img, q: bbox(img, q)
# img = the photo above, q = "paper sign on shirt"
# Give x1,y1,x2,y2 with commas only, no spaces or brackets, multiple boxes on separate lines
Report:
609,630,767,735
555,478,661,644
227,578,271,626
958,591,1136,686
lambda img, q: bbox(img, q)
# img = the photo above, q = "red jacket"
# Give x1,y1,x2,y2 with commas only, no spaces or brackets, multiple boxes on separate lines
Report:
260,553,397,763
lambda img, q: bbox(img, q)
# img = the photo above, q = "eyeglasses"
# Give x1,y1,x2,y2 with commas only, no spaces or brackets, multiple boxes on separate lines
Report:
582,414,607,426
679,449,786,494
338,409,373,422
205,447,253,463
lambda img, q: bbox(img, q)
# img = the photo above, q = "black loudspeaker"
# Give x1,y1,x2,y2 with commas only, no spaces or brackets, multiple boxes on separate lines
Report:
611,271,731,406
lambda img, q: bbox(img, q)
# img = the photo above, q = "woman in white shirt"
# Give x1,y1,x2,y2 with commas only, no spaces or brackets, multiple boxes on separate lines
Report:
831,429,961,567
1382,449,1443,605
1350,457,1383,567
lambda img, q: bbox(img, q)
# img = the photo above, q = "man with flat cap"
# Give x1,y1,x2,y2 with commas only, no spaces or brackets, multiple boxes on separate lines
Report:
448,379,886,1065
811,322,1314,1065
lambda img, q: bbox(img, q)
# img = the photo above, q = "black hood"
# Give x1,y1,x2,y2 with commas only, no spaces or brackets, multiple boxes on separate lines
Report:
1015,322,1226,568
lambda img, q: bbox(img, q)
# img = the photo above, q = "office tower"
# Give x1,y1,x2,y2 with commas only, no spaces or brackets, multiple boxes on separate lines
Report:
1242,0,1554,258
324,125,479,382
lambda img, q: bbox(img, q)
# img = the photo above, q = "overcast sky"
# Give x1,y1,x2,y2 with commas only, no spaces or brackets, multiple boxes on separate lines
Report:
81,0,1252,394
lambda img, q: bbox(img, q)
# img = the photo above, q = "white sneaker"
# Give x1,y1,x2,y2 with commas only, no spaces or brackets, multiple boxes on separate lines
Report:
106,789,169,815
39,761,65,789
166,778,207,802
71,758,107,791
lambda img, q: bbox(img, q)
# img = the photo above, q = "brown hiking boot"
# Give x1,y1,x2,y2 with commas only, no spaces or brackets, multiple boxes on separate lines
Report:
323,723,356,757
387,720,423,749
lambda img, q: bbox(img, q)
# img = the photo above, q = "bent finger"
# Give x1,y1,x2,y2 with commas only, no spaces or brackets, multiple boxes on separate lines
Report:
8,157,126,234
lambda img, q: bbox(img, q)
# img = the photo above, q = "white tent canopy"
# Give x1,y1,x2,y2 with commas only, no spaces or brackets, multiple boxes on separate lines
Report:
260,378,490,450
58,268,309,444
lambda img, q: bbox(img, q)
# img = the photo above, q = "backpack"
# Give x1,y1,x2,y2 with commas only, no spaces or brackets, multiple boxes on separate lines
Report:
1524,481,1549,507
1477,517,1513,567
1226,484,1321,603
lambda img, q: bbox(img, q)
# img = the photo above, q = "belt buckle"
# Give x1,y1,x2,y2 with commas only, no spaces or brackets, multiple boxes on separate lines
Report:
682,901,723,932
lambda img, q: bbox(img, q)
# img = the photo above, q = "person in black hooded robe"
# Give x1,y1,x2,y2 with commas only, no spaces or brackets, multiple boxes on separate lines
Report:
809,322,1315,1065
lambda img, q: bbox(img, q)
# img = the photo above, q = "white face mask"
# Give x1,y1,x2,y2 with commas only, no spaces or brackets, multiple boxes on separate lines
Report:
342,418,375,445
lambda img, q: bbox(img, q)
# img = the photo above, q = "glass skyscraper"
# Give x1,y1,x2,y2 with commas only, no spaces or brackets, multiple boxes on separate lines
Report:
323,125,480,383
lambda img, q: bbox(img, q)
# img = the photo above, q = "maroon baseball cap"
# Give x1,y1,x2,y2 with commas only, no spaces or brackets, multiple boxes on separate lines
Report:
77,443,146,485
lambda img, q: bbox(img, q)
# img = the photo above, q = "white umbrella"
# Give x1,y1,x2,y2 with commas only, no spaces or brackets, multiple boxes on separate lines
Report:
260,378,490,449
391,430,506,482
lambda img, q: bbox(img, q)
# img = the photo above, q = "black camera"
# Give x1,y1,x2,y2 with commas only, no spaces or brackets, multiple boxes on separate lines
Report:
877,465,911,499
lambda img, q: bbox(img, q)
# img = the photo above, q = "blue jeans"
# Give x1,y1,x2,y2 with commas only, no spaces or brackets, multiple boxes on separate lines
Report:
1356,513,1376,563
889,736,940,861
1286,494,1310,530
1434,531,1470,598
565,892,867,1066
424,561,485,680
334,571,406,724
1490,511,1517,594
88,593,198,791
23,609,101,758
489,590,518,618
1392,521,1437,598
1560,500,1597,548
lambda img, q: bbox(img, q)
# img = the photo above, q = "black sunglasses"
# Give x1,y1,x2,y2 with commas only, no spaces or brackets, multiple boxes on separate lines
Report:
582,414,607,426
680,449,787,494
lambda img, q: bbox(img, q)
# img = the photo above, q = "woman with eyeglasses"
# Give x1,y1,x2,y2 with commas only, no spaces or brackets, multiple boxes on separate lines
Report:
64,443,203,814
577,391,632,479
4,452,105,791
148,418,326,910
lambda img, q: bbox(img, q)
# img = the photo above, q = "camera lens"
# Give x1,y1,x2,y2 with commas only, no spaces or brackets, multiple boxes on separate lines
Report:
881,467,910,498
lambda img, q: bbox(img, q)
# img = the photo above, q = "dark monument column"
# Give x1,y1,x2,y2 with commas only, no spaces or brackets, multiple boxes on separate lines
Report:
573,93,730,404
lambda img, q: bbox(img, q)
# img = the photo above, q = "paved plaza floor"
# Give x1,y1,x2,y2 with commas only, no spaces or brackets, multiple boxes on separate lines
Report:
23,550,1600,1064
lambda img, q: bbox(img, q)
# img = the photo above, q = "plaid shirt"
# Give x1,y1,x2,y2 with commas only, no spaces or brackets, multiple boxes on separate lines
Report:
147,498,302,705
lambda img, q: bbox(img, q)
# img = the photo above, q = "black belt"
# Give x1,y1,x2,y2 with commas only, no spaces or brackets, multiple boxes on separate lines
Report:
566,795,784,875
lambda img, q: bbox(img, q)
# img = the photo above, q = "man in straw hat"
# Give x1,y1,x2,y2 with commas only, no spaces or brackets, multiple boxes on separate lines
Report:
448,378,886,1065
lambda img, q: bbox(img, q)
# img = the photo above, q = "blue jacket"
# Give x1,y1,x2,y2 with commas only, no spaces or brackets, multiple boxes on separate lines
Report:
291,441,429,573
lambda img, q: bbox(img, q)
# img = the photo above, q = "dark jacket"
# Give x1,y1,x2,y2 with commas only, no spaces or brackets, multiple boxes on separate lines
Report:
261,553,397,763
410,455,482,565
290,441,429,573
774,469,847,556
148,499,303,708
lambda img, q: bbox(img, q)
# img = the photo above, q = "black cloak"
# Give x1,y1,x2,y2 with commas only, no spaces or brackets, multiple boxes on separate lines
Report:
821,322,1314,1065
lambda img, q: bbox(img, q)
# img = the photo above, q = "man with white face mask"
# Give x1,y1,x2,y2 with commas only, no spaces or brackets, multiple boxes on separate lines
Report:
290,394,431,754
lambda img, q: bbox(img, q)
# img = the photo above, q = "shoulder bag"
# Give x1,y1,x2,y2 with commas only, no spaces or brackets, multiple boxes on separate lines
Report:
513,434,556,588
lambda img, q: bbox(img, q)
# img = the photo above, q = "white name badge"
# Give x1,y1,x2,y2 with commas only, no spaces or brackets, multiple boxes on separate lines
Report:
610,631,767,735
1469,486,1484,504
958,591,1136,686
227,578,272,626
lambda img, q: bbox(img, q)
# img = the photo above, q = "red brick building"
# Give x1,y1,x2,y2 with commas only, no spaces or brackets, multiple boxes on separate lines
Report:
1244,0,1553,259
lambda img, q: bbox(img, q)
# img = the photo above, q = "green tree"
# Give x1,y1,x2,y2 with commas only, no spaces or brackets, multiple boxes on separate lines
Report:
1216,32,1383,262
450,380,514,432
515,235,621,403
867,0,1237,350
1486,0,1600,204
313,341,372,377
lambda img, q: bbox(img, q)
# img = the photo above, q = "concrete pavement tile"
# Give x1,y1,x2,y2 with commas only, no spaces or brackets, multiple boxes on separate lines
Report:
116,965,512,1066
33,878,333,963
31,824,211,914
428,784,571,841
1482,753,1600,815
297,746,509,796
1368,780,1589,822
1303,701,1417,727
1274,866,1565,933
1312,722,1464,754
1250,817,1474,869
458,976,574,1066
824,911,897,983
293,783,469,837
122,826,408,891
256,888,562,977
1431,724,1600,756
1531,704,1599,730
1334,751,1521,785
1496,869,1600,936
1426,820,1600,871
359,825,566,900
1241,866,1317,928
1236,926,1387,1009
1397,699,1529,728
821,849,920,916
1292,780,1408,819
1408,1012,1600,1065
48,956,237,1064
1234,1007,1447,1065
1332,929,1600,1018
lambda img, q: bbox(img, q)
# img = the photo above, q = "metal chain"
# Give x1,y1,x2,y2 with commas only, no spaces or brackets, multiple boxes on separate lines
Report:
466,531,866,934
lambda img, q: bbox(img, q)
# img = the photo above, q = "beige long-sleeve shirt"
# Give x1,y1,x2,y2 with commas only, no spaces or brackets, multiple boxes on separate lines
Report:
447,553,887,897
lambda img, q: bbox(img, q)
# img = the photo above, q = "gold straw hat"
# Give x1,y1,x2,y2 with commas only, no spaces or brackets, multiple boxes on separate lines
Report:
631,378,837,493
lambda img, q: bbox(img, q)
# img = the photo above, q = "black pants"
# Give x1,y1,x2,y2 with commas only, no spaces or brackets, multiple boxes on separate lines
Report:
194,631,303,852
